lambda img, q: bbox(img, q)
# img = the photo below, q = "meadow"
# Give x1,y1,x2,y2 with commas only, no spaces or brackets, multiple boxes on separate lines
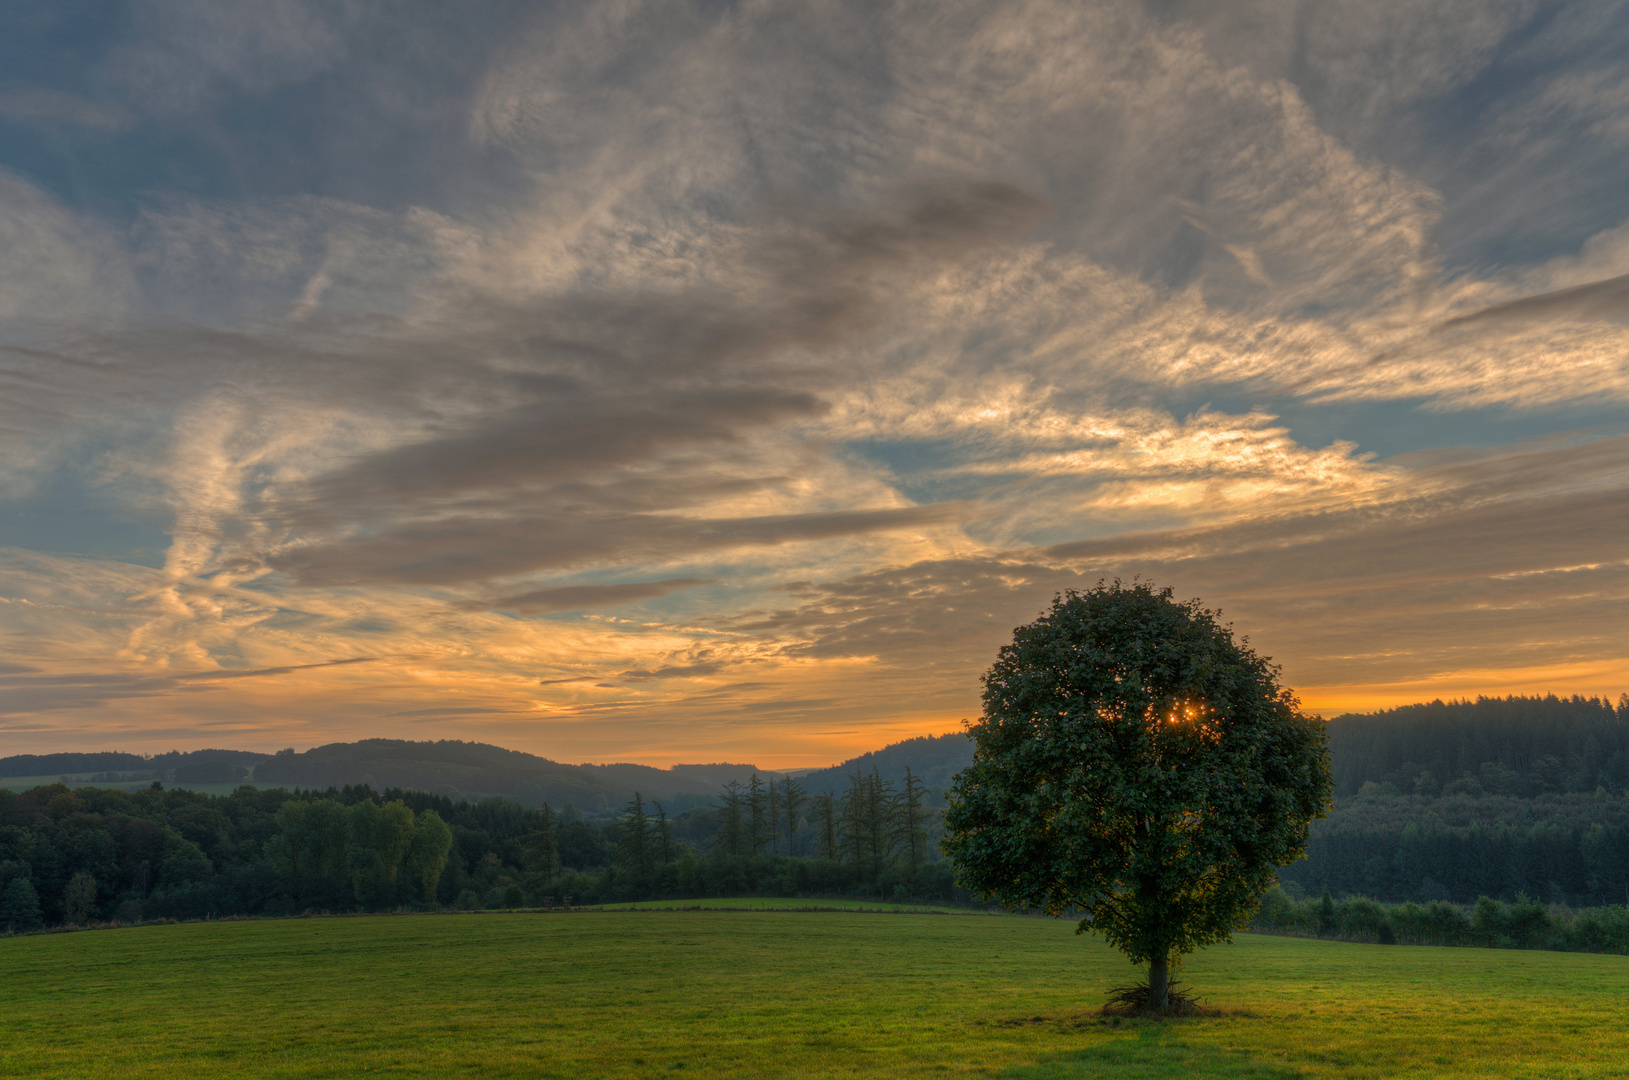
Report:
1,908,1624,1080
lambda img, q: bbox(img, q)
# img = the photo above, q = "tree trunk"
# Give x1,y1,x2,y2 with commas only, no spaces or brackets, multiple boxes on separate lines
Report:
1148,954,1170,1010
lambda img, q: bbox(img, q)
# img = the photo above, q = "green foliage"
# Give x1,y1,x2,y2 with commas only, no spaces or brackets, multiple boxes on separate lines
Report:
62,872,98,925
265,795,453,908
344,799,416,906
1286,787,1629,905
157,834,212,888
943,582,1334,974
0,873,43,933
1251,885,1629,953
403,811,454,903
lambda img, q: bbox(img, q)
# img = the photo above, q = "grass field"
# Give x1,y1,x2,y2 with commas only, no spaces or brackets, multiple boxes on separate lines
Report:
593,896,968,913
1,908,1624,1079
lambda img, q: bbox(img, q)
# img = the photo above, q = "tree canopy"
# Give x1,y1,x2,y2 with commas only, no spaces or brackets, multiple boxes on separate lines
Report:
942,581,1333,1008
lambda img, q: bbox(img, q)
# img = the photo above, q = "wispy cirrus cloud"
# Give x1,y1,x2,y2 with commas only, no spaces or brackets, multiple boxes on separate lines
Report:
0,0,1627,763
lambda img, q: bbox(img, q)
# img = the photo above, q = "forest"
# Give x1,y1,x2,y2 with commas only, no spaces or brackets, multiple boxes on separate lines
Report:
2,694,1626,943
0,766,961,934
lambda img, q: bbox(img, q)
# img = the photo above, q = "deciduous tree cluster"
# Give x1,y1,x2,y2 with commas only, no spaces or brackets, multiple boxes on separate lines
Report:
0,767,964,933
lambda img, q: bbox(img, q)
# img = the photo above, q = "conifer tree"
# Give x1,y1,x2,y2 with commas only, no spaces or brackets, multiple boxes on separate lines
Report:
620,792,653,874
523,803,560,887
768,776,782,855
748,773,771,855
779,776,807,857
840,770,897,881
864,767,897,883
813,793,839,861
840,770,870,869
654,801,674,865
716,781,746,858
896,767,930,878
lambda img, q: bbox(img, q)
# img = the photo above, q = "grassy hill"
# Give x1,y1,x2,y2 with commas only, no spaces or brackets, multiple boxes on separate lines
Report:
2,910,1624,1079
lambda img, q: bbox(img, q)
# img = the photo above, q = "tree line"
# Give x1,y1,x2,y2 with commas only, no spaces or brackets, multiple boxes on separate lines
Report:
0,765,963,934
1253,886,1629,954
519,766,951,905
6,711,1626,936
1282,786,1629,907
1326,694,1629,798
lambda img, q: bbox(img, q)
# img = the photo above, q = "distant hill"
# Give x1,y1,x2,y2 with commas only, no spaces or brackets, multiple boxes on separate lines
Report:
13,692,1626,812
795,732,974,795
800,695,1629,801
0,751,152,776
250,739,774,814
0,748,271,782
1324,694,1629,797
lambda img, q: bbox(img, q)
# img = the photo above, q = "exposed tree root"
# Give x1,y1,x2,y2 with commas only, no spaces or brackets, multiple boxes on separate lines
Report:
1100,981,1214,1017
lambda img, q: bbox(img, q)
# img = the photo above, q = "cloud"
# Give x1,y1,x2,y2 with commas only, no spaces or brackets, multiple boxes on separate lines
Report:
130,197,467,321
0,88,133,131
224,179,1040,586
272,503,977,587
616,662,726,682
1438,272,1629,330
472,577,712,614
109,0,353,108
0,171,134,324
723,429,1629,712
0,669,178,717
171,656,379,681
5,0,1629,761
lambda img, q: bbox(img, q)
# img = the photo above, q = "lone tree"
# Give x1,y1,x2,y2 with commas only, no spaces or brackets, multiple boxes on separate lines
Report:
942,581,1332,1010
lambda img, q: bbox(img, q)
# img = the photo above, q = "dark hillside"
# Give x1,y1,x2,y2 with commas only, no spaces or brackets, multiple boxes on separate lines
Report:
1324,695,1629,798
149,749,271,769
1284,787,1629,906
0,752,151,776
250,740,768,813
796,732,973,796
1,748,272,782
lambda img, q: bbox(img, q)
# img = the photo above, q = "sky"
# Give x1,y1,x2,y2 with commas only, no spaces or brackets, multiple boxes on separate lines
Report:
2,0,1629,767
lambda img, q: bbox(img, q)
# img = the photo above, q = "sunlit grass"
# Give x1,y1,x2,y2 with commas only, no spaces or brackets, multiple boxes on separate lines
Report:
1,908,1623,1078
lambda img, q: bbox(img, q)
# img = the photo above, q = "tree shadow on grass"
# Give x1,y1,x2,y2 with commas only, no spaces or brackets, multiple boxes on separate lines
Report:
1007,1025,1304,1080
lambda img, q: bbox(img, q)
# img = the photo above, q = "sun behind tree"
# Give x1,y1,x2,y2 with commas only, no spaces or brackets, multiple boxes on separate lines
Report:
941,580,1334,1011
